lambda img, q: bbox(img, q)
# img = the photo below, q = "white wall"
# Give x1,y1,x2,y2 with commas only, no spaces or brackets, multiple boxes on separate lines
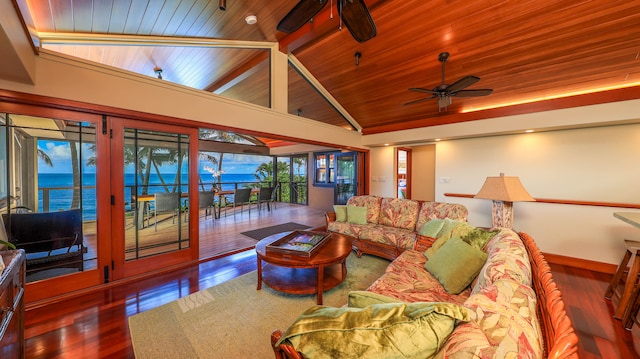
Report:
433,124,640,265
369,146,396,198
410,144,436,201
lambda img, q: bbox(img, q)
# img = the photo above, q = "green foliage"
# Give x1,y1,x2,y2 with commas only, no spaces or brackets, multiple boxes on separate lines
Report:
0,240,16,250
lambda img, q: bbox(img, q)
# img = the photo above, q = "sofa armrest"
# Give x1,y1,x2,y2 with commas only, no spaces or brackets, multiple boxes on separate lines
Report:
413,235,436,252
271,330,303,359
325,212,336,227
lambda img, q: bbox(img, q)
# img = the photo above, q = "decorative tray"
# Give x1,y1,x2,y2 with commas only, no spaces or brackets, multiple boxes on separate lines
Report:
266,230,331,258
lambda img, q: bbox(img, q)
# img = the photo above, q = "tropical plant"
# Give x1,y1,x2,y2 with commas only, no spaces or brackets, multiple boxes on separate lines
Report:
0,240,16,249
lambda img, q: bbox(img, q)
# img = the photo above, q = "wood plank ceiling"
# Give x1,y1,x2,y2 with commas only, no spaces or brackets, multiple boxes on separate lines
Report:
13,0,640,143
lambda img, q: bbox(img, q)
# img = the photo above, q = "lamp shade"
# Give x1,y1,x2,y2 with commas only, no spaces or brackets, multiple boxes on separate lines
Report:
474,173,535,202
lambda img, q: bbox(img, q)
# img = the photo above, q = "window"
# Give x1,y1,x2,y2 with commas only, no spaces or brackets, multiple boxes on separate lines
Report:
313,152,335,186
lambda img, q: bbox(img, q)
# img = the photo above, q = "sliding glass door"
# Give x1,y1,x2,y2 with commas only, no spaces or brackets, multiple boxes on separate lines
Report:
335,153,357,205
0,108,109,302
110,119,198,280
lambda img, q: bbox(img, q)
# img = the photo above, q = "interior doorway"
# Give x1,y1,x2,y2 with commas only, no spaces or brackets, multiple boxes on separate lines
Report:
397,148,411,199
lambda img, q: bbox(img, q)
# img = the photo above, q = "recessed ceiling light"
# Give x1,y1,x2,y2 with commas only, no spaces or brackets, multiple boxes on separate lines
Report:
245,15,257,25
434,138,441,141
525,129,534,133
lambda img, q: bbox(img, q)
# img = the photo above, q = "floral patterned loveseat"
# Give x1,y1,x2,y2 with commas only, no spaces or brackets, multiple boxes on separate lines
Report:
271,225,579,359
326,195,468,260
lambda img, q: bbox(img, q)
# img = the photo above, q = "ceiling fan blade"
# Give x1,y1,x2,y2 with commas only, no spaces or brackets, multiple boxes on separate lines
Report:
408,87,437,94
453,89,494,97
403,95,437,106
277,0,328,34
445,75,480,93
338,0,377,43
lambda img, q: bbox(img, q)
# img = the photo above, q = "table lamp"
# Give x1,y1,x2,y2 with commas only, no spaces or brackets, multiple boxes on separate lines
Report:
474,173,535,229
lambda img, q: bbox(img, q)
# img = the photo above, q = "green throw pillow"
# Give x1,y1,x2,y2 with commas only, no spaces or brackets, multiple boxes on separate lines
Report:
424,219,470,259
425,237,488,294
278,302,471,359
348,291,404,308
333,205,348,222
418,218,446,237
347,205,367,225
460,227,500,251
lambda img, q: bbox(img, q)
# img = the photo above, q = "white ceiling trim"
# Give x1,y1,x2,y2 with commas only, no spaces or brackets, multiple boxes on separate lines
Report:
37,32,278,50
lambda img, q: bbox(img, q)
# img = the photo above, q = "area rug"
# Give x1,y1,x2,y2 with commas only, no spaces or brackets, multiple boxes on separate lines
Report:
239,222,311,240
128,253,390,358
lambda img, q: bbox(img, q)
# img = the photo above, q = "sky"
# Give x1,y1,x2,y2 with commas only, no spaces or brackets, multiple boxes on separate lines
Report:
37,140,272,175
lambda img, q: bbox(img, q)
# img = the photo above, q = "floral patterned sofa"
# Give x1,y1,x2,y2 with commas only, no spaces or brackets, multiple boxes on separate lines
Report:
272,219,579,358
326,195,468,260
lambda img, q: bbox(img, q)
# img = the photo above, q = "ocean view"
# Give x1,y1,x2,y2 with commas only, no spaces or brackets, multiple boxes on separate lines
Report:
38,173,260,220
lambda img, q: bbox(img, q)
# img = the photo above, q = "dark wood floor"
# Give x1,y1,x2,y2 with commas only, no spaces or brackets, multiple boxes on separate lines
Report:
23,204,640,358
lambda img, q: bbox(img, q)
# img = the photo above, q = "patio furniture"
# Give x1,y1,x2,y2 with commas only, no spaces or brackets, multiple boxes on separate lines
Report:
269,183,280,211
2,209,84,277
223,188,253,217
257,187,275,212
153,192,181,231
198,191,216,219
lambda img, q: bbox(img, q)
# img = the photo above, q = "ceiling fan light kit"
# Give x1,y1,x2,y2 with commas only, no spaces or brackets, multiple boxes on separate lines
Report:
405,52,493,111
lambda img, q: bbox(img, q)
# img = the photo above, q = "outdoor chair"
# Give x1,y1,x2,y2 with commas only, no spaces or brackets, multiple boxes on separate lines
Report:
257,187,274,212
1,208,85,278
269,183,280,211
223,187,252,217
198,191,215,219
153,192,181,231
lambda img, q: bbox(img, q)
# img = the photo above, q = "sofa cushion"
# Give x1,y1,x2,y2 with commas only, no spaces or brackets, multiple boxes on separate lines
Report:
367,250,471,304
425,238,488,294
347,205,367,224
278,302,472,359
333,205,348,222
377,198,420,231
345,195,383,224
326,221,366,238
359,224,417,250
440,280,543,358
415,202,468,232
474,229,533,290
418,218,446,237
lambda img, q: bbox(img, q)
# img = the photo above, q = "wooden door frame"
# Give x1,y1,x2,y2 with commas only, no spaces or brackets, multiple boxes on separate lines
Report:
109,118,199,281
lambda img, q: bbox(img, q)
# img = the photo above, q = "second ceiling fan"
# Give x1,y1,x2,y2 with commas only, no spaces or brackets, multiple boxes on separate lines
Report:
405,52,493,111
277,0,376,43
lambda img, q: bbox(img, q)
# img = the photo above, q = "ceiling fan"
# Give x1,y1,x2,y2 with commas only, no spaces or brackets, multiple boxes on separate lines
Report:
404,52,493,111
277,0,376,43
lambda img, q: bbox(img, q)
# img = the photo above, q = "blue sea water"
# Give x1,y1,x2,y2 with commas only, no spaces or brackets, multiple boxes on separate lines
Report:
38,173,259,220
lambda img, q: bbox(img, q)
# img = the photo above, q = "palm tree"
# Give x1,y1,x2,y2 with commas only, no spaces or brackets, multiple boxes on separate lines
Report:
199,129,248,189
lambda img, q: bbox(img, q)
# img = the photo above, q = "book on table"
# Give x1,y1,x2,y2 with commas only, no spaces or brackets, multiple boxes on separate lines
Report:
266,231,331,258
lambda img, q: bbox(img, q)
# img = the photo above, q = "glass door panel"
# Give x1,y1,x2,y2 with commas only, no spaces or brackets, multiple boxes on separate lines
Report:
124,128,190,260
335,153,357,205
0,115,98,282
276,154,308,205
0,109,109,304
111,120,197,280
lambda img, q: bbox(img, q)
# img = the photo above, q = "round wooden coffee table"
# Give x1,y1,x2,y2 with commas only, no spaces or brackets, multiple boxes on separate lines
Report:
255,232,352,304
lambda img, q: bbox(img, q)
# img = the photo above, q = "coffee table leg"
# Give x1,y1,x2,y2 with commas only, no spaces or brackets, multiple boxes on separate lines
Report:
257,255,262,290
317,265,324,305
